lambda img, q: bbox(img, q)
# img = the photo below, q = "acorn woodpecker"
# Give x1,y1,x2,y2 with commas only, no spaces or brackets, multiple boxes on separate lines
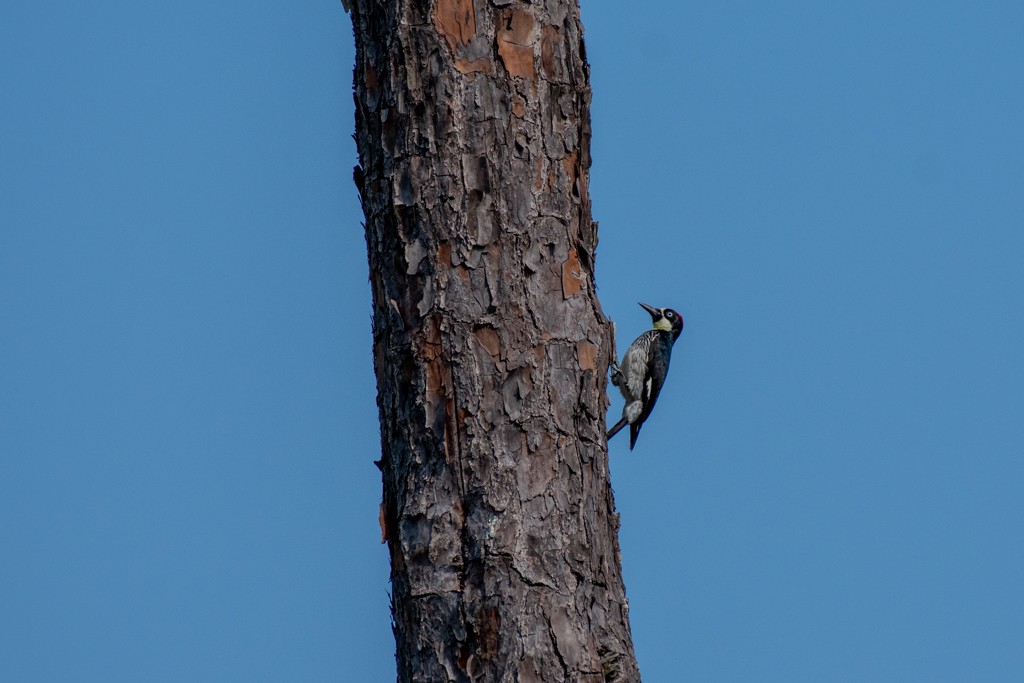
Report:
607,302,684,450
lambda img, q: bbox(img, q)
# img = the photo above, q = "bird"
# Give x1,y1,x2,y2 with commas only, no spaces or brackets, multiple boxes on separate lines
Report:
607,302,684,450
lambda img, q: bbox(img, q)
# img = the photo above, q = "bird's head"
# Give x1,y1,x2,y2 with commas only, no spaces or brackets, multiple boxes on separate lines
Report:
639,302,683,339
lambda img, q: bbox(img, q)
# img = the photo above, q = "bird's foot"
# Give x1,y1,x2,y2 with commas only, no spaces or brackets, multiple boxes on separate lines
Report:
609,361,622,386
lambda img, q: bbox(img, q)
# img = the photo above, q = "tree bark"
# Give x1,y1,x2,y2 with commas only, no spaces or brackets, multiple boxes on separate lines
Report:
350,1,639,680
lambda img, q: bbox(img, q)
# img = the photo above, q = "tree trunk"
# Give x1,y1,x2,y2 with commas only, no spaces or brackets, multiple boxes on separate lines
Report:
350,1,639,680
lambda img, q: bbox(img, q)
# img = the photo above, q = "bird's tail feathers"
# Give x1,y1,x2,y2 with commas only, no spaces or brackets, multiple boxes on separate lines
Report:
607,417,628,441
629,423,641,450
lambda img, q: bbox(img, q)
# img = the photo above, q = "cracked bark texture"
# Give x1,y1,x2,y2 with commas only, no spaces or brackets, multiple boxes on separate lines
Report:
350,0,639,680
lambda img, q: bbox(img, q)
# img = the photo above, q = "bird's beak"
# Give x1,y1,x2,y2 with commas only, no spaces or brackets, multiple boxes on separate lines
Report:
638,302,659,317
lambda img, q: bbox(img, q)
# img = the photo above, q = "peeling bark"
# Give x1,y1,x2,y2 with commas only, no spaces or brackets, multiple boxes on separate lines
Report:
350,0,639,680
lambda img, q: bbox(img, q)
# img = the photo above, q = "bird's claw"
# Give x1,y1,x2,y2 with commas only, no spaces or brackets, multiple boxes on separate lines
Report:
609,361,622,386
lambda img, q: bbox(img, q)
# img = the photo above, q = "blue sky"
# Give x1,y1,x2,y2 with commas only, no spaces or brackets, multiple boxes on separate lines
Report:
2,1,1022,681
